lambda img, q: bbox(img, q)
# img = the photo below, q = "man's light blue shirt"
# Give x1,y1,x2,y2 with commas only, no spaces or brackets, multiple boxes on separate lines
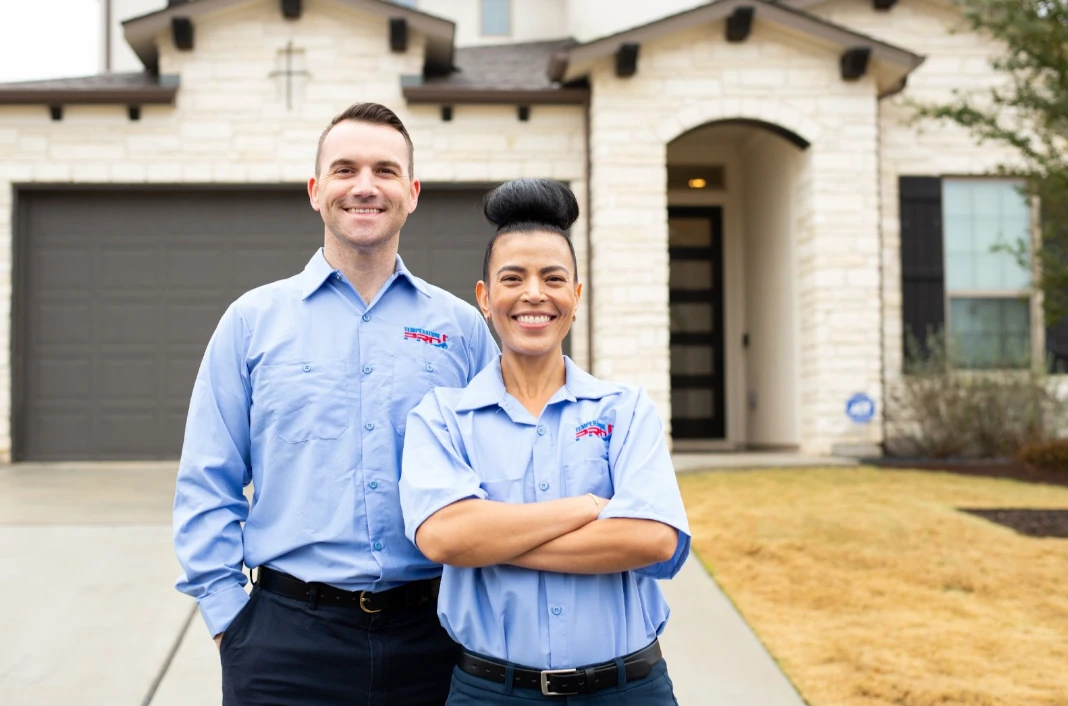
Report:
174,249,499,637
399,356,691,670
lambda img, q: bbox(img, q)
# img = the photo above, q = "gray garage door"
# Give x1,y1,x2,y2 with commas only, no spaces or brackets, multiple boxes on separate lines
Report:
15,187,494,461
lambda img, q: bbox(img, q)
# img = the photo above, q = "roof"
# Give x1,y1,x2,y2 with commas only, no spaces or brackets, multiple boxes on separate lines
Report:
122,0,456,76
556,0,924,95
0,72,179,105
402,39,589,105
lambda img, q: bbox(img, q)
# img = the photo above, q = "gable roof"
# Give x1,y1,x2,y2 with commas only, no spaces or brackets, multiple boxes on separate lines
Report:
554,0,924,96
122,0,457,76
402,39,589,105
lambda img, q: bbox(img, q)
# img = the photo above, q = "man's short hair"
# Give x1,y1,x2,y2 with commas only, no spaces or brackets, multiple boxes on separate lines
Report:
315,102,415,178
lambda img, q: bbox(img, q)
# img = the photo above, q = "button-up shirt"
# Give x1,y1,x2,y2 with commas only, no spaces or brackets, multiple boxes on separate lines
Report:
399,357,691,670
174,249,498,637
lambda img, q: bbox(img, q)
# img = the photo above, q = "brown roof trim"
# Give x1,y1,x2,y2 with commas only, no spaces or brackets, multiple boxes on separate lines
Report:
123,0,456,75
0,86,178,106
402,86,589,105
562,0,923,82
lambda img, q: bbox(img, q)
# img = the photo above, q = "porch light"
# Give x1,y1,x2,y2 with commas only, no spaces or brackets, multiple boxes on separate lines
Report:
688,178,707,189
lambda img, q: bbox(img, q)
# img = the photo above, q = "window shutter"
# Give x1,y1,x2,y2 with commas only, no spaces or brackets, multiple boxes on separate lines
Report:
899,176,945,362
1042,201,1068,372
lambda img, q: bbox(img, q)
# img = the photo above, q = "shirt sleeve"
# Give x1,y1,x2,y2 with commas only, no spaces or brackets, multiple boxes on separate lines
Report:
600,387,691,580
399,391,487,547
172,302,254,637
464,311,500,382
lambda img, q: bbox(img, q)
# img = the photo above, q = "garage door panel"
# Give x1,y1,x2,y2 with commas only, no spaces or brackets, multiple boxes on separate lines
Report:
166,358,201,399
27,412,91,459
35,359,91,400
19,187,492,460
97,358,158,400
98,250,161,288
33,251,95,290
95,412,160,455
101,303,158,344
165,303,226,345
35,304,92,344
166,250,230,288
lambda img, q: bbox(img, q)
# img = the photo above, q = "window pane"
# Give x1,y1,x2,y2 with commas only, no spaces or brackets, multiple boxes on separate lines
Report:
948,297,1031,369
669,261,712,289
670,303,713,333
671,389,714,419
671,345,712,375
481,0,510,35
942,179,1031,293
669,218,711,247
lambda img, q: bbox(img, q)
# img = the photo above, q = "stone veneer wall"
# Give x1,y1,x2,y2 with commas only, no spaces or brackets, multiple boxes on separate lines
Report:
587,21,884,455
0,0,586,461
808,0,1033,387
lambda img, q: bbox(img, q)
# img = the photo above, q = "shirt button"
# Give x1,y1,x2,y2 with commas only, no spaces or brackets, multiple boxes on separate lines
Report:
373,541,383,551
425,363,435,372
539,481,549,491
335,273,342,280
369,481,379,490
362,314,371,322
365,422,375,431
363,365,372,374
537,426,546,436
551,606,562,616
302,364,311,372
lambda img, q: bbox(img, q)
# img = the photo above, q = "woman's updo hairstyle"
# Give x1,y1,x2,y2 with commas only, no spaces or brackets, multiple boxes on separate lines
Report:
481,178,580,283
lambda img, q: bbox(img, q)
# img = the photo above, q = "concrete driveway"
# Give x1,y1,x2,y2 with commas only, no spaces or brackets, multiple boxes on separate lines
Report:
0,461,805,706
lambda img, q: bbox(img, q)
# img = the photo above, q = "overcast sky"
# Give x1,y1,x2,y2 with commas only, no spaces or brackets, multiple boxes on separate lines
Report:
0,0,100,83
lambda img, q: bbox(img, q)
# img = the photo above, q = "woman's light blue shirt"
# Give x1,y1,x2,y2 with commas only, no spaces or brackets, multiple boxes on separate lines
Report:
399,356,691,670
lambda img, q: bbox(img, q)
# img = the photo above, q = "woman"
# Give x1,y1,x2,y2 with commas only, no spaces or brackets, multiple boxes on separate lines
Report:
399,178,690,704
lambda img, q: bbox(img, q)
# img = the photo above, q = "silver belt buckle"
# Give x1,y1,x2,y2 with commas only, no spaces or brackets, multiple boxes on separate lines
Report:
540,668,580,697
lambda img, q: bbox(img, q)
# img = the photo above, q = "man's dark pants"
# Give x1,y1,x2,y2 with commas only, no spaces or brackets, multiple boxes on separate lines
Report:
220,585,459,705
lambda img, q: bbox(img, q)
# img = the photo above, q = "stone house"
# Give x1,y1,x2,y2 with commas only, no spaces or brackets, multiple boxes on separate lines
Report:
0,0,1063,461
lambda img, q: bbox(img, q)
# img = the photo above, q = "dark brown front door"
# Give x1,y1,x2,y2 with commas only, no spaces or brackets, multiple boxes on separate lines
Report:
668,207,726,439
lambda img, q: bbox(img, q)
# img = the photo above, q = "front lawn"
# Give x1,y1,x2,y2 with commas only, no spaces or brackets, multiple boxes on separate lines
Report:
678,467,1068,706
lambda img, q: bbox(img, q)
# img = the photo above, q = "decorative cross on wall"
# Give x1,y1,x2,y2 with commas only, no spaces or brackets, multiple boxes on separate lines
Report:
269,41,309,110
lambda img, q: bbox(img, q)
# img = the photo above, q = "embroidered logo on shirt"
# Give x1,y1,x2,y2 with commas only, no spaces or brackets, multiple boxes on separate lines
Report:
575,420,613,441
403,326,448,349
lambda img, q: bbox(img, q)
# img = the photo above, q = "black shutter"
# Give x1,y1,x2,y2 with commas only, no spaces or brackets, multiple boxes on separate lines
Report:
899,176,945,362
1042,200,1068,372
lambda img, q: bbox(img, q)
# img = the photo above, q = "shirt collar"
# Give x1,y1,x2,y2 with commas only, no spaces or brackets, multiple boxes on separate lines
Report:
299,249,431,300
455,356,621,413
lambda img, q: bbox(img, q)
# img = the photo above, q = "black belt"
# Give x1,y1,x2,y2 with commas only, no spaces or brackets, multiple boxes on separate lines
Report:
458,640,662,697
255,567,439,613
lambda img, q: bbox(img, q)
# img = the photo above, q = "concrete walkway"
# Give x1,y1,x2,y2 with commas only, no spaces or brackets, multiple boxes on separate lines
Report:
0,460,807,706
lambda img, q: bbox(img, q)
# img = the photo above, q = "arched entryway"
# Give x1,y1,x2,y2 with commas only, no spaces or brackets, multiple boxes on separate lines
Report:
666,119,809,450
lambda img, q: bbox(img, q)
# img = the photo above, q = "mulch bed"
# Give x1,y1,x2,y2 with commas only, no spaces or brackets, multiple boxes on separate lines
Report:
958,509,1068,538
866,458,1068,488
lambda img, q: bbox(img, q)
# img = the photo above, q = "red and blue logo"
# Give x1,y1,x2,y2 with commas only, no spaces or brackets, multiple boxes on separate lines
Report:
404,326,448,349
575,420,612,441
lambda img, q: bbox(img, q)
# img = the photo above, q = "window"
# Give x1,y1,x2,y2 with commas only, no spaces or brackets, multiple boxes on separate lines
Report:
942,179,1032,368
481,0,511,36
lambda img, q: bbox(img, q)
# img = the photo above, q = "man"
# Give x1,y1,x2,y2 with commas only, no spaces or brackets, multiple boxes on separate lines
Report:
173,102,498,705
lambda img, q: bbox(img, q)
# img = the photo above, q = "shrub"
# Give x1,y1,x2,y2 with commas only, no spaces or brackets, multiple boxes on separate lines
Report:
1016,439,1068,472
885,330,1067,459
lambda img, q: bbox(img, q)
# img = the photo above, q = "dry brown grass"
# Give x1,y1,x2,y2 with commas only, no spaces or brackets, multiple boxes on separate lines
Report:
677,467,1068,706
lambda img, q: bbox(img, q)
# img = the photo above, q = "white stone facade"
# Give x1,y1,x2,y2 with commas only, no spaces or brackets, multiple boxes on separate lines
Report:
1,0,1053,460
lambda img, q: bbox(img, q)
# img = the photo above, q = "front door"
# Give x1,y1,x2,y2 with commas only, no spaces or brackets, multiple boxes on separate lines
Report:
668,207,726,439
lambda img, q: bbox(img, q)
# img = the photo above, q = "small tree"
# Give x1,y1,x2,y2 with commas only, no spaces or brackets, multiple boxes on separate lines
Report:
910,0,1068,325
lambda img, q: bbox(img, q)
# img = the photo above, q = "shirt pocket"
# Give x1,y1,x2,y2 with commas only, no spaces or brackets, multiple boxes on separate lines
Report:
389,348,463,436
256,360,349,443
562,457,613,499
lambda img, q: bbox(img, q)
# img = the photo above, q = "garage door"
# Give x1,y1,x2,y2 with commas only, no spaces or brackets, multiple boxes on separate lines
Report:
15,187,494,461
